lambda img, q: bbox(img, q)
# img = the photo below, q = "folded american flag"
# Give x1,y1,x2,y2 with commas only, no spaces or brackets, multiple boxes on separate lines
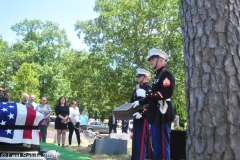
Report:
0,102,44,145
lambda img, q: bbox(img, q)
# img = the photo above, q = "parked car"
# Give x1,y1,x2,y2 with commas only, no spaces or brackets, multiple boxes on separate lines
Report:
87,121,109,134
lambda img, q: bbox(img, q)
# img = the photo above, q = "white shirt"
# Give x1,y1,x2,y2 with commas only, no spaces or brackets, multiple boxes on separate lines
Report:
112,117,115,124
69,107,80,123
31,102,37,110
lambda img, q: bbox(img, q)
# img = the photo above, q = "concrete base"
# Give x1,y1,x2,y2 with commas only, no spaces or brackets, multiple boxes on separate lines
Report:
110,133,130,141
91,138,127,155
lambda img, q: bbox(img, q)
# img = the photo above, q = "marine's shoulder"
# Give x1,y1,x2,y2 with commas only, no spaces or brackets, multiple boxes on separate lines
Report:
160,68,174,77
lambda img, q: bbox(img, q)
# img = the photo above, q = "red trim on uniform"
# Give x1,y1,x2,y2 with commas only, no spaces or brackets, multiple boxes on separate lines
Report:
23,107,36,139
139,119,147,160
157,92,163,98
147,127,151,158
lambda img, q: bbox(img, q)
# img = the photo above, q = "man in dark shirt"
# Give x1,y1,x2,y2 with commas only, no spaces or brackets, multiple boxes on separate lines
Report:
121,120,129,133
0,86,5,99
108,113,117,134
0,87,8,102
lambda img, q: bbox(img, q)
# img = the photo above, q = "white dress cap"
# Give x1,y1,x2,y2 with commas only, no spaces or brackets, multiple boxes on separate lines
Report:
147,48,168,60
136,68,151,77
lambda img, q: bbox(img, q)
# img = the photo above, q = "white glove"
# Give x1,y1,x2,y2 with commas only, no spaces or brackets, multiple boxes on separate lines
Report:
136,89,146,98
132,112,142,119
131,101,139,108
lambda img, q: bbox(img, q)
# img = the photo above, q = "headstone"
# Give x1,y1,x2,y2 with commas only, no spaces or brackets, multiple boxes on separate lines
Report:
91,138,127,155
110,133,130,141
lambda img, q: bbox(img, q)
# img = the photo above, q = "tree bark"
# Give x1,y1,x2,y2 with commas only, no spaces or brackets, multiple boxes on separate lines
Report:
180,0,240,159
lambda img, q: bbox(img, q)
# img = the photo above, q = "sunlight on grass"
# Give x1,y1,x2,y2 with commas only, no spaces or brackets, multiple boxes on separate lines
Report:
46,137,132,160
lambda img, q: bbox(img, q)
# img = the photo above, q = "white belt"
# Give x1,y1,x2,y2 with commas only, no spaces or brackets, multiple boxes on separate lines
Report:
166,98,171,101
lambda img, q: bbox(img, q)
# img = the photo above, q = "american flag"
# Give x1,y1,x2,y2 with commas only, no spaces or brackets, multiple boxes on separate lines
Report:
0,102,44,145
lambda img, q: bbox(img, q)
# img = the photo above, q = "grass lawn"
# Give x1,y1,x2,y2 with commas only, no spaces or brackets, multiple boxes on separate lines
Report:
46,135,132,160
47,130,132,160
46,126,152,160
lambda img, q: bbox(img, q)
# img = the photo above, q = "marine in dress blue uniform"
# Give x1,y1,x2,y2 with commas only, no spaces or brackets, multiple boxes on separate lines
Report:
131,68,151,160
132,49,175,160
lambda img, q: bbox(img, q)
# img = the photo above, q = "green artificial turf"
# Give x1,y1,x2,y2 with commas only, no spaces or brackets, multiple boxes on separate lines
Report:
40,142,92,160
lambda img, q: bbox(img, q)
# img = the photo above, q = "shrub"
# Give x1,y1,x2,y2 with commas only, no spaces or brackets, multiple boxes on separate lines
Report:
174,126,184,130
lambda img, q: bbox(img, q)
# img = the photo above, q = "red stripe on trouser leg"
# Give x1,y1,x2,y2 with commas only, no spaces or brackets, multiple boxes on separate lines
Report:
23,107,36,139
139,119,147,160
147,128,151,156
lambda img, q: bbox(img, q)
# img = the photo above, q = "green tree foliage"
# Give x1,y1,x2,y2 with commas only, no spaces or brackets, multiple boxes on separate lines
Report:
30,62,72,109
0,36,11,88
61,50,121,120
11,19,70,65
0,0,186,122
10,63,40,102
75,0,186,121
8,19,72,105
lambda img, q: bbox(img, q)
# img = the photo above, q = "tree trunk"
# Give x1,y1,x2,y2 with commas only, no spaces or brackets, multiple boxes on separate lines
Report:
180,1,240,159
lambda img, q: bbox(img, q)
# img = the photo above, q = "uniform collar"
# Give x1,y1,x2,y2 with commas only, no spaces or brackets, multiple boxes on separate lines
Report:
139,83,148,86
155,66,165,74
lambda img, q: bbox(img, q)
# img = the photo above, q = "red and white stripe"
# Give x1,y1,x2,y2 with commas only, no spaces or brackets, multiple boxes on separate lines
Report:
1,103,44,145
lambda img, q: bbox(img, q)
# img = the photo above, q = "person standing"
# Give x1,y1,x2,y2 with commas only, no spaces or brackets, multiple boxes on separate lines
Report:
130,68,152,160
29,94,38,109
132,48,175,160
21,93,34,109
55,96,69,147
108,113,117,134
68,100,81,147
4,92,11,102
79,110,88,130
0,87,8,102
121,120,129,133
35,96,52,142
0,86,5,99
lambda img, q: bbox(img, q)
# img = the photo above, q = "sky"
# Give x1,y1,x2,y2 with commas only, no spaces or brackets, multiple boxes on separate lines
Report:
0,0,98,50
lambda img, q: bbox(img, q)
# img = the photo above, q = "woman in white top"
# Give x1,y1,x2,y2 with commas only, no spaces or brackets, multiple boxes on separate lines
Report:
67,100,80,147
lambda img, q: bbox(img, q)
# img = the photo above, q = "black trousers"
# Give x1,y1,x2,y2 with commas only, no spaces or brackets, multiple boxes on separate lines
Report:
109,124,117,134
122,126,128,133
68,122,80,145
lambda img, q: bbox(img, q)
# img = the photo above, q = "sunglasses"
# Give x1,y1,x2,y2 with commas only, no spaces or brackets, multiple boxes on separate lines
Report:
0,90,4,93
